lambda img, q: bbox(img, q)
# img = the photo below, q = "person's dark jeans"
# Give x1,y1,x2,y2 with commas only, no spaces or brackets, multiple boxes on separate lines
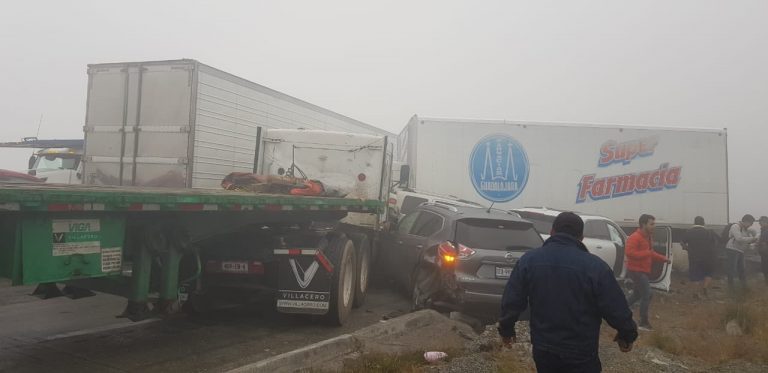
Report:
626,271,651,325
760,252,768,283
533,348,602,373
726,249,747,290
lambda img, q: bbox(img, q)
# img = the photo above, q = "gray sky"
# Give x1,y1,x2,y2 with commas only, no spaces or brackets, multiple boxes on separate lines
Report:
0,0,765,220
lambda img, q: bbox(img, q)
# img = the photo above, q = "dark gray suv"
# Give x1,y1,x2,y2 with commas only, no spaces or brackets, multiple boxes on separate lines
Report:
382,203,543,315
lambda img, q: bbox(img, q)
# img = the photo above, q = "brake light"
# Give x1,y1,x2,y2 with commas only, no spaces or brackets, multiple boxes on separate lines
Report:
457,244,476,259
438,241,457,267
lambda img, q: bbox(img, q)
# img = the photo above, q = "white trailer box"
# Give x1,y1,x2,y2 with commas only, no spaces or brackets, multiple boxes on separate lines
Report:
399,116,729,227
83,59,393,188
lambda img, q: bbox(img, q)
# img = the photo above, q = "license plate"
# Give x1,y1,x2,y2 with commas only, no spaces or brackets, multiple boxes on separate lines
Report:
495,266,513,278
222,261,248,273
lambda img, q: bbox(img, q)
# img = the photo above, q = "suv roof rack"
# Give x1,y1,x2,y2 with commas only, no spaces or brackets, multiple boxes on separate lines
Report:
421,201,460,212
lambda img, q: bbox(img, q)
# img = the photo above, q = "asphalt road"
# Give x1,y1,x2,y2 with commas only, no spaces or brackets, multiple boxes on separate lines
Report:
0,279,411,373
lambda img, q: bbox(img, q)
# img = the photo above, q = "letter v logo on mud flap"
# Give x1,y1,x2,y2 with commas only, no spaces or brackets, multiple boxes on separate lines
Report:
289,259,319,289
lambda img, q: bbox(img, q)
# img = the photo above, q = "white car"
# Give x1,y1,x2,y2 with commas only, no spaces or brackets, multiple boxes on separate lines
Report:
511,208,627,275
512,207,675,291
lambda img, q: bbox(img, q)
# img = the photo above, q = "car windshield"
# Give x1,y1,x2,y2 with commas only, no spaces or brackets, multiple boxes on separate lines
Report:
455,218,543,251
516,212,556,235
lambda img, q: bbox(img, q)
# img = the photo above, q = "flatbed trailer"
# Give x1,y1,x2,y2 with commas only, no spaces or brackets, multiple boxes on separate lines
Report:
0,183,383,325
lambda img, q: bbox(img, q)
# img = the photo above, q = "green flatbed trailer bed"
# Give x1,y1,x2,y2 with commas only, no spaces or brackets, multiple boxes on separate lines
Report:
0,184,383,322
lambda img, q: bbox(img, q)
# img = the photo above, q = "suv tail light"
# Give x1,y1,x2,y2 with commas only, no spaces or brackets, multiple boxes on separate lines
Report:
438,241,457,267
457,244,476,259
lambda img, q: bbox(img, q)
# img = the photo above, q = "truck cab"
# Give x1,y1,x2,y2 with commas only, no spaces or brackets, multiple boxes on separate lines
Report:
28,148,83,184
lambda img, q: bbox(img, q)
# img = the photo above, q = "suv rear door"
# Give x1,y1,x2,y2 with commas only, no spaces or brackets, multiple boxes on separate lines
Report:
453,219,542,288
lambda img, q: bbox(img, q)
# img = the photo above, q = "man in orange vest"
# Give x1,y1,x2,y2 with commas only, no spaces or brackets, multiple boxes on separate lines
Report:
625,214,670,331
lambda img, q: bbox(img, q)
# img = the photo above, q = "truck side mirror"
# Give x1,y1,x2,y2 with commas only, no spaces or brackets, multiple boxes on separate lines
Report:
399,165,410,189
28,155,37,173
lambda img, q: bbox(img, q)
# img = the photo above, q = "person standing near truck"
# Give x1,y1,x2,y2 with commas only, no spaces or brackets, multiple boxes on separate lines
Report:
498,212,637,373
758,216,768,285
682,216,719,299
625,214,670,331
725,214,759,293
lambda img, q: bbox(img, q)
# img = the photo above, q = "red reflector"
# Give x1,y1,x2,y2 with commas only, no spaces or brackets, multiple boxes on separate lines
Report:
358,173,367,182
180,204,204,211
249,261,265,275
288,249,302,256
316,251,334,273
48,204,82,211
127,203,144,211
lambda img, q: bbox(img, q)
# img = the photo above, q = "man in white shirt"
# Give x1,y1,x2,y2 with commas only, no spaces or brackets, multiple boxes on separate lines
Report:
725,214,759,292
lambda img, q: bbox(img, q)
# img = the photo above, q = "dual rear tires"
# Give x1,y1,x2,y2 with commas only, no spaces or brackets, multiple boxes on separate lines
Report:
326,233,372,325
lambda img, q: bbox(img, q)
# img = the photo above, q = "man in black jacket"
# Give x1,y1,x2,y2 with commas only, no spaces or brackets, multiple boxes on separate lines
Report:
498,212,638,373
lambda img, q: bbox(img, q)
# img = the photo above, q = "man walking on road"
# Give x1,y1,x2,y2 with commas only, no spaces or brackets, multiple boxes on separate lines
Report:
499,212,638,373
758,216,768,285
682,216,718,299
625,214,670,331
725,214,759,292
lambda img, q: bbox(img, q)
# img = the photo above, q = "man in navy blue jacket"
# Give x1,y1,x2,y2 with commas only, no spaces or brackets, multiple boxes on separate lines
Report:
498,212,638,372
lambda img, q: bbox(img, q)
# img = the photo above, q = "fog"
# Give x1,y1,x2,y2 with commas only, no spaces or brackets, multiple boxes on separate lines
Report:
0,0,765,220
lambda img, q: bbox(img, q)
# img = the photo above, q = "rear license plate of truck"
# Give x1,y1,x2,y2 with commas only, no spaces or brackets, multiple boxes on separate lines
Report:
222,261,248,273
495,266,513,278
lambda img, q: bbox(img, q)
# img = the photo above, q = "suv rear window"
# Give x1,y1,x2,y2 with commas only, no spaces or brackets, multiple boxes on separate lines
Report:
516,212,555,235
455,219,543,251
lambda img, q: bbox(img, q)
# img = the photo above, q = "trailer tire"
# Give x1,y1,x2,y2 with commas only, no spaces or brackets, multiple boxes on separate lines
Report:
326,235,356,326
350,235,371,308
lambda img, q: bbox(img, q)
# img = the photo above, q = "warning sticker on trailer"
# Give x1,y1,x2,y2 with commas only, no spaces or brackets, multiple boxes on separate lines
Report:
101,247,122,273
51,219,101,256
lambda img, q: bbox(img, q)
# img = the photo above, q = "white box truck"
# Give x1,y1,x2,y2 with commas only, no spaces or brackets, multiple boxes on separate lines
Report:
397,116,730,287
83,59,394,189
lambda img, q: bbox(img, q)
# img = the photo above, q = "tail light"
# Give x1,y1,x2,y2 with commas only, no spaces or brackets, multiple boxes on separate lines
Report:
457,244,476,259
438,241,457,267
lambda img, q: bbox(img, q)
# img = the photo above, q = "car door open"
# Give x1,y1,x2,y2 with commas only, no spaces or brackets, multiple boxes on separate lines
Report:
649,225,673,291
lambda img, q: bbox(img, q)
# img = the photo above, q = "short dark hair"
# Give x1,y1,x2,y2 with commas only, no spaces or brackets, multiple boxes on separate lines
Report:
694,216,705,226
639,214,655,227
760,216,768,224
742,214,755,223
552,212,584,238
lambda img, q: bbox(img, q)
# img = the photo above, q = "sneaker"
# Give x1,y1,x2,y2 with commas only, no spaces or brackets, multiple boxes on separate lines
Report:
638,324,653,332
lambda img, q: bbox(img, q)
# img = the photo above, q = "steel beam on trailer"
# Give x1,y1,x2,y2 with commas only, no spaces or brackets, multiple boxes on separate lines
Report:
121,244,152,321
157,246,182,313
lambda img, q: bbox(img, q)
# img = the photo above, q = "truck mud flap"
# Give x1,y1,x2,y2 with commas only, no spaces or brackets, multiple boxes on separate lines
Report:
274,249,334,315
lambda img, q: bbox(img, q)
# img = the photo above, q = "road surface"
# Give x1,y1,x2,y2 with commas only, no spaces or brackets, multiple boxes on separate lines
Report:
0,279,411,373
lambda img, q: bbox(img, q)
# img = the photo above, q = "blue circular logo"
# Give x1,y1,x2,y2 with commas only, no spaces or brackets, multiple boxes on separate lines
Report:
469,134,530,203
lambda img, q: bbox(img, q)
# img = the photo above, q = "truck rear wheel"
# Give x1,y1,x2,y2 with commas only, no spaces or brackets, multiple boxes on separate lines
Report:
326,235,356,325
350,234,371,308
